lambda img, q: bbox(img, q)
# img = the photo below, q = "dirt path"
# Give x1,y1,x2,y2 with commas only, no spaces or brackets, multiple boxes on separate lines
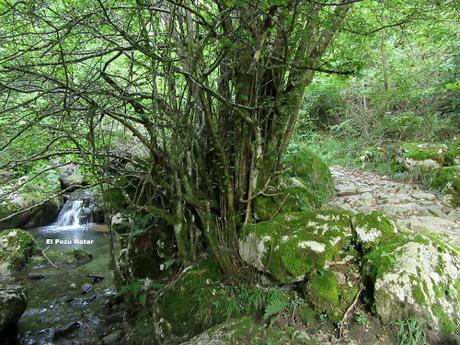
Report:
329,166,460,247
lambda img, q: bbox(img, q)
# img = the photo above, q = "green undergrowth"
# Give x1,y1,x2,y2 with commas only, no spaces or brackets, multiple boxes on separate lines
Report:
289,132,440,186
396,317,429,345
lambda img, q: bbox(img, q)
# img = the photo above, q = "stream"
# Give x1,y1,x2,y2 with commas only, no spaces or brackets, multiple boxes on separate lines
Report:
1,198,115,344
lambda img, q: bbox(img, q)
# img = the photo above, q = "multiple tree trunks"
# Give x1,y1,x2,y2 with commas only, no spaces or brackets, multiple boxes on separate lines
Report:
0,1,353,275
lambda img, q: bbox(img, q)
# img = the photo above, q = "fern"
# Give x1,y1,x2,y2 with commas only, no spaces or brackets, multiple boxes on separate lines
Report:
263,290,289,320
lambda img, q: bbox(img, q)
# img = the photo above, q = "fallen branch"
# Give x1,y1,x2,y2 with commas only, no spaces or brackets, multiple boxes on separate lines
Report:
339,284,363,338
41,246,58,269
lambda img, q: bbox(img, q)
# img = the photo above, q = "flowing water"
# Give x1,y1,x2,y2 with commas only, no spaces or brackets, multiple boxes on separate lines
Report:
55,200,84,228
0,199,114,344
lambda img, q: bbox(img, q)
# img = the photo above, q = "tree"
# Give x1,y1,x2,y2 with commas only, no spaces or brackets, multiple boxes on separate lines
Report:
0,0,449,278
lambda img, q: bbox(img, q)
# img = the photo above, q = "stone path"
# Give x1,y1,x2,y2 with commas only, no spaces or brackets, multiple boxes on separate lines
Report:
329,166,460,247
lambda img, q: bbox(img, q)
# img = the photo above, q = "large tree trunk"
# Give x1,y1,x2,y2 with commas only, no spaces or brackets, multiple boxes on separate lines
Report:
0,0,352,279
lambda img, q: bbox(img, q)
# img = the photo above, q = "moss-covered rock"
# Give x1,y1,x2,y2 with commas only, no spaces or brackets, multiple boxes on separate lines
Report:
239,210,354,283
353,211,399,253
304,268,360,322
254,150,334,221
0,169,61,229
0,229,39,273
179,317,321,345
445,138,460,166
254,178,317,221
397,142,448,170
284,150,335,204
431,166,460,207
0,284,27,336
363,233,460,335
240,209,402,284
152,261,226,343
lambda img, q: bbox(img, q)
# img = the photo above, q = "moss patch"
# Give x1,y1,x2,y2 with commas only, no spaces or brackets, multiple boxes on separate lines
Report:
445,138,460,166
0,229,39,273
431,166,460,207
0,168,61,229
181,317,321,345
154,261,225,341
353,211,399,253
240,210,354,283
284,149,335,204
400,142,447,163
304,269,360,322
254,149,334,221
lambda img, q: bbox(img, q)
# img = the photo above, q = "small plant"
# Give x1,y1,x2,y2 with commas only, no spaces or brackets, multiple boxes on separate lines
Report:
263,289,289,320
397,317,429,345
355,309,368,326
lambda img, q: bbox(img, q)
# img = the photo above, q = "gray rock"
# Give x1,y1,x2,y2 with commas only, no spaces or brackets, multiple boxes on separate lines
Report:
102,330,122,345
53,321,81,339
366,234,460,333
0,284,28,335
28,273,46,280
57,163,85,190
81,283,93,295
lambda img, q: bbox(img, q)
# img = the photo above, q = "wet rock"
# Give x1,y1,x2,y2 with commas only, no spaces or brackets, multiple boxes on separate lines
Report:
0,284,28,335
104,311,124,325
53,321,81,339
102,330,122,344
57,163,86,191
0,229,40,273
72,249,93,265
28,272,46,280
87,274,105,283
81,283,93,295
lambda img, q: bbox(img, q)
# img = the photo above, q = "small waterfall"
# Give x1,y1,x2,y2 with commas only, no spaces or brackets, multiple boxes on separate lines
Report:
57,200,83,227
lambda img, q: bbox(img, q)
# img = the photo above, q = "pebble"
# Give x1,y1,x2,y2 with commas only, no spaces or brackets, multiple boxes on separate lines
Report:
81,283,93,295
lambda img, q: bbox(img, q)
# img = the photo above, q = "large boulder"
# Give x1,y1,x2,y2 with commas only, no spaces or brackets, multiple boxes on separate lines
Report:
56,162,86,190
239,210,398,284
0,169,61,229
179,317,320,345
0,229,40,274
254,150,334,221
0,284,27,336
240,210,355,284
364,233,460,336
431,166,460,207
397,143,448,171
